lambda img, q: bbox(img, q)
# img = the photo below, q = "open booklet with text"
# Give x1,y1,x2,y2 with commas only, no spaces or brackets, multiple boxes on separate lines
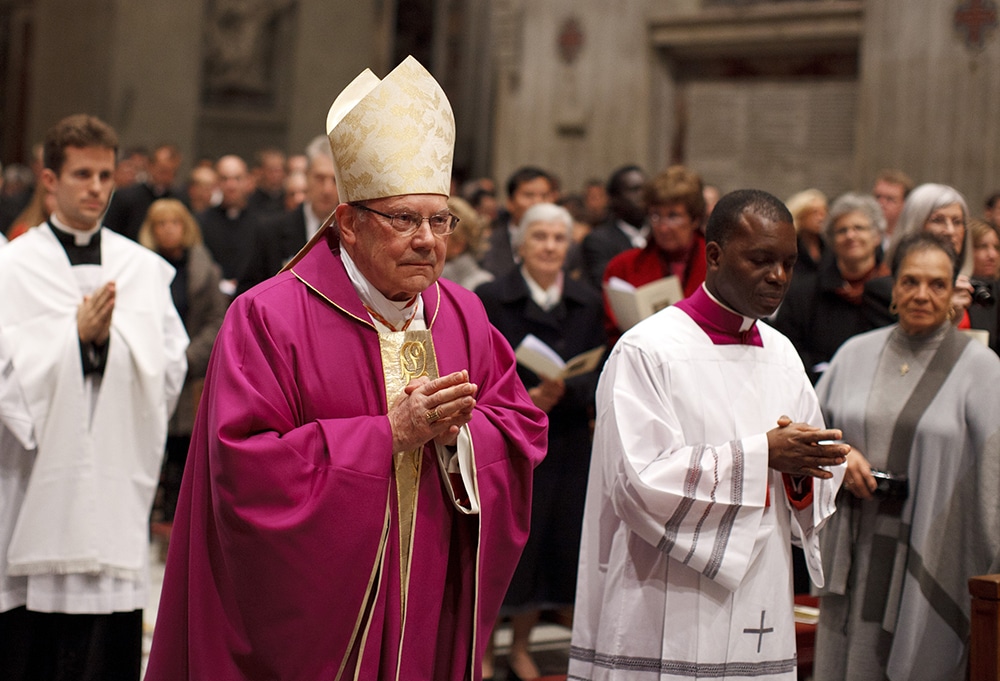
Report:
514,334,606,381
604,275,684,330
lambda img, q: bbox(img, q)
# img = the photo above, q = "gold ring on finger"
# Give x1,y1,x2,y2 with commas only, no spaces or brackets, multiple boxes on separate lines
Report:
424,408,443,424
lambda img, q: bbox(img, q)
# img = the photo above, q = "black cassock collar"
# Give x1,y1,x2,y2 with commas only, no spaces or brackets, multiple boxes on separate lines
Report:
49,219,101,266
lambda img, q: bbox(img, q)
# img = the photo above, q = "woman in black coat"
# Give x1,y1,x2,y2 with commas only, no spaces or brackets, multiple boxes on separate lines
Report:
476,202,605,681
773,192,894,385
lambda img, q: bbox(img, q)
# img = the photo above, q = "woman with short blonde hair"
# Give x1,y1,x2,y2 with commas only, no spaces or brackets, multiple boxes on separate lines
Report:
138,198,226,521
138,198,203,254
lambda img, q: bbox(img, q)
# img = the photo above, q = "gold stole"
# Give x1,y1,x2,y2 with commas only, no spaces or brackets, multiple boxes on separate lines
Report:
378,330,439,642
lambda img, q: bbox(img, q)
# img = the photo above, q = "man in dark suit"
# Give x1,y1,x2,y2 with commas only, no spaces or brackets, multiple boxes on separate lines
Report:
580,164,649,289
238,136,339,294
479,166,555,278
197,154,260,297
246,147,287,217
103,144,182,240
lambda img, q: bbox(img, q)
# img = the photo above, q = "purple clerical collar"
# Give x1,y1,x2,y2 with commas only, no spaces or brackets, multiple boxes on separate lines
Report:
674,285,763,347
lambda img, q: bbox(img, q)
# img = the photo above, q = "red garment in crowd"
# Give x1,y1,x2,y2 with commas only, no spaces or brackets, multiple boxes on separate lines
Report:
602,233,707,345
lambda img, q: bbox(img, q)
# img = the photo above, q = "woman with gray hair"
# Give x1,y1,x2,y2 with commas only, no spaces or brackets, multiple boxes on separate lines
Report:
476,202,605,680
507,201,575,250
813,231,1000,681
774,192,894,385
884,182,977,328
887,183,972,273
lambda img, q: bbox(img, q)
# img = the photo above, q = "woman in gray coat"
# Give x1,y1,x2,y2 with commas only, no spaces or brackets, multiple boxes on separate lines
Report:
139,198,228,520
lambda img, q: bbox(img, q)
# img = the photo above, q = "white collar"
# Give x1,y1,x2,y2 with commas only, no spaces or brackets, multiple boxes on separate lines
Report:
50,214,101,246
616,218,648,249
506,218,523,264
341,248,425,331
703,284,756,332
304,201,324,239
522,266,563,311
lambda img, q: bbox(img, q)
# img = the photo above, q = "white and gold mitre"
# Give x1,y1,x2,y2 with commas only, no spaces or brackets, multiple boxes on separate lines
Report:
326,55,455,203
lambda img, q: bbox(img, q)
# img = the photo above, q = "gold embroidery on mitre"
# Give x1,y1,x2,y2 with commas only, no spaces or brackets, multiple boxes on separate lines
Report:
325,56,455,203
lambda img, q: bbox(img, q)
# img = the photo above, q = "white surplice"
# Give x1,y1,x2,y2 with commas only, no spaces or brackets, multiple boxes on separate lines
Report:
0,223,188,614
569,306,844,680
0,332,37,612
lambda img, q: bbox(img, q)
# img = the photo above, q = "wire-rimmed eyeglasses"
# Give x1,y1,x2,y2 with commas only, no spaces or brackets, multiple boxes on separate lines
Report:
354,203,459,236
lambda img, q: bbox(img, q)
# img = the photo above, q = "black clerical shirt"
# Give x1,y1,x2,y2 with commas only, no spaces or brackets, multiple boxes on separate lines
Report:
49,220,108,376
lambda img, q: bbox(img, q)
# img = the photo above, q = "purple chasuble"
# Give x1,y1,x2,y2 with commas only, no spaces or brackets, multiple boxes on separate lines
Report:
145,231,547,681
674,285,763,347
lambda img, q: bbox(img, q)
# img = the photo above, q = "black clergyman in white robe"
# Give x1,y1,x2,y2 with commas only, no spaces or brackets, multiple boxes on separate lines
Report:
570,288,843,680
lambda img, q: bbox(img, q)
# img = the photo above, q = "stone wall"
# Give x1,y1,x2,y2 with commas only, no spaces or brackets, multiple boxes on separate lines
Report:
23,0,379,170
648,1,863,199
489,0,653,196
28,0,117,144
488,0,1000,206
854,0,1000,205
15,0,1000,207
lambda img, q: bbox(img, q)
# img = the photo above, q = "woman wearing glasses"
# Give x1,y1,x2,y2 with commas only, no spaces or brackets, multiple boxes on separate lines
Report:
773,193,894,385
601,165,707,345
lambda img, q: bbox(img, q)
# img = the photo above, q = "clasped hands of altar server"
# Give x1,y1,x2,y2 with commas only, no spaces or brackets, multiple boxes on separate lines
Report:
76,280,115,345
767,414,848,479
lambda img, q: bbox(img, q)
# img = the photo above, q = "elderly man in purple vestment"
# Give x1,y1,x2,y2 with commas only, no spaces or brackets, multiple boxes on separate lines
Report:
146,56,548,681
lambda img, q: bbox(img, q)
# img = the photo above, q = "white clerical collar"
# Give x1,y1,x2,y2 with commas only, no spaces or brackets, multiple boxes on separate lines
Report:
617,218,648,249
49,214,100,246
702,284,756,332
506,218,523,265
521,266,563,311
340,248,425,331
303,201,324,240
